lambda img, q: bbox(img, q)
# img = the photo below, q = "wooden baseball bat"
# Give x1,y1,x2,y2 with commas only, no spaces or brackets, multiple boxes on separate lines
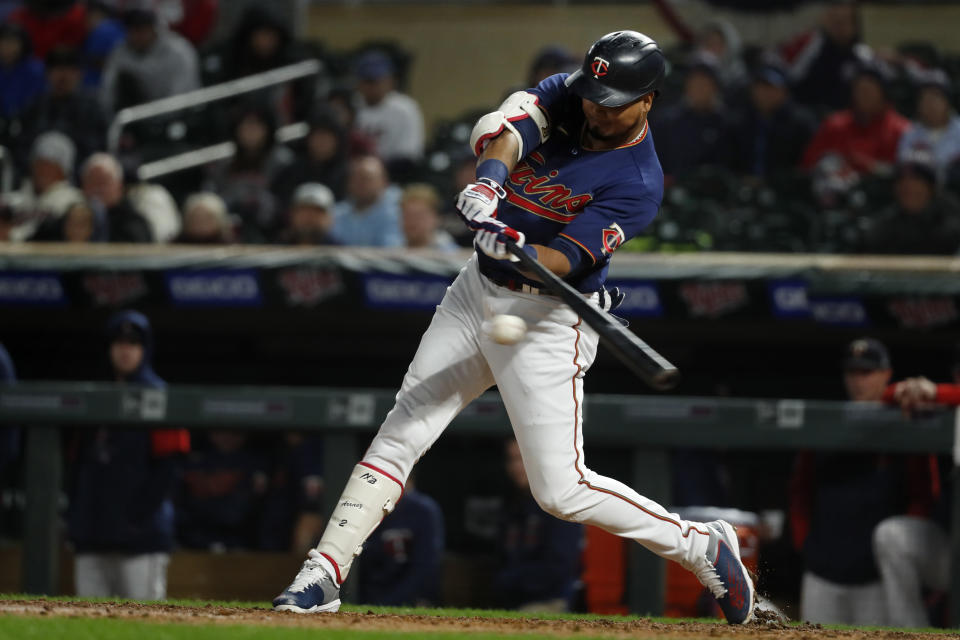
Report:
505,240,680,390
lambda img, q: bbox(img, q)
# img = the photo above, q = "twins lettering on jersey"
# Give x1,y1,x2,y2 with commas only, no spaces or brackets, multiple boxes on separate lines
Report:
504,152,593,223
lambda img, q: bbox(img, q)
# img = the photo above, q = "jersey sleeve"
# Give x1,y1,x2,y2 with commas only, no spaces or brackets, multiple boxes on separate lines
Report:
549,184,659,265
508,73,573,158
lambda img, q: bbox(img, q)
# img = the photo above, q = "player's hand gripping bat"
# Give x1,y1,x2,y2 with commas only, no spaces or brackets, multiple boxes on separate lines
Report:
504,239,680,391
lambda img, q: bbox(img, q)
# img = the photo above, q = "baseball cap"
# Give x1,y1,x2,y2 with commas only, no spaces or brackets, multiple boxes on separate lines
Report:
686,50,722,84
31,131,76,176
915,68,952,96
843,338,891,371
355,51,395,81
45,46,82,69
752,62,789,89
293,183,335,210
109,320,146,344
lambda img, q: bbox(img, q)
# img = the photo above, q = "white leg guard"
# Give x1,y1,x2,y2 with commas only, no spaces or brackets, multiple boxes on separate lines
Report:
314,462,403,583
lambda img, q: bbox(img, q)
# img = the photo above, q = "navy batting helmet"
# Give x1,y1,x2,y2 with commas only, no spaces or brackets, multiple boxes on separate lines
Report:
565,31,666,107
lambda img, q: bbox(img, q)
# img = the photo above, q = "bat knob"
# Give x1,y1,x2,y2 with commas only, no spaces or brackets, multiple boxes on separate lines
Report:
652,368,681,391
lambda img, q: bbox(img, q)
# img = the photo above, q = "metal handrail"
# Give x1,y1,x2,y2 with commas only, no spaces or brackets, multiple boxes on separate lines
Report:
106,59,322,154
136,122,310,181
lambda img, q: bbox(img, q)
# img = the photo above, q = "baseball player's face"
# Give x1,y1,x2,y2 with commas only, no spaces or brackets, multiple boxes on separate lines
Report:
843,368,891,402
581,95,652,143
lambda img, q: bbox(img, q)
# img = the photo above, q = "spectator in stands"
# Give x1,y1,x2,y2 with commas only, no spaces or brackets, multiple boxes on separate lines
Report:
898,69,960,183
494,439,583,612
9,131,84,241
29,198,108,242
0,343,18,476
206,102,292,242
100,5,200,114
696,19,748,93
650,51,731,181
327,87,378,158
864,153,960,255
728,61,818,179
81,152,153,242
0,202,13,241
276,183,338,246
176,430,269,551
357,474,444,606
781,0,865,114
258,433,325,554
0,23,46,119
204,5,309,119
82,1,126,89
69,310,190,600
401,184,458,252
802,60,910,181
19,46,108,170
332,155,403,247
354,50,425,175
790,338,939,625
272,107,349,206
527,45,577,87
6,0,87,60
168,0,218,48
174,192,233,244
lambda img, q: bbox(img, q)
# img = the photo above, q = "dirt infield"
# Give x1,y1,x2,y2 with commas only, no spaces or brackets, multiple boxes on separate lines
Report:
0,599,949,639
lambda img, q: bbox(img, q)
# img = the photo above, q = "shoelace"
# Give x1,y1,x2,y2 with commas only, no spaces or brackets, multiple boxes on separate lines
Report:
288,549,330,593
693,558,728,599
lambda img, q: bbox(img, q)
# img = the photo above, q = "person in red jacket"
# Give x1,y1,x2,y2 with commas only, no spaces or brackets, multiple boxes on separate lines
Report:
872,345,959,628
7,0,87,60
802,60,911,179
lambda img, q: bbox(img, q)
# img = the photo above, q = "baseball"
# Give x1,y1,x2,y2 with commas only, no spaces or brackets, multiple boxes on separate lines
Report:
490,314,527,345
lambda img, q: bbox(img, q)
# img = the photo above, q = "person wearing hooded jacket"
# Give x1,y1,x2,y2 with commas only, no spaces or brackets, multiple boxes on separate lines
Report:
68,310,189,600
271,106,350,206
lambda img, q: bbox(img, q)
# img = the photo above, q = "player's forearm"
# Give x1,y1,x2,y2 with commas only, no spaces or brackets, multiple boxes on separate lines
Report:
477,132,521,177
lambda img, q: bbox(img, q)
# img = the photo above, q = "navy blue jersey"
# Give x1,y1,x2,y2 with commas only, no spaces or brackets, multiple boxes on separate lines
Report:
477,73,664,293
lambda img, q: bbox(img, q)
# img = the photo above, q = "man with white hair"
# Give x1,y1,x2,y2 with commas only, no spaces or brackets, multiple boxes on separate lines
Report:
81,153,153,243
8,130,84,241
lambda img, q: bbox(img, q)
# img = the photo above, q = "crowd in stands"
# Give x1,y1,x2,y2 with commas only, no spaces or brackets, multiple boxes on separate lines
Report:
0,1,958,255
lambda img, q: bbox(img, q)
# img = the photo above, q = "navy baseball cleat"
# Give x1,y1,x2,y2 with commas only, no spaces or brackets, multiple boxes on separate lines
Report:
273,550,341,613
694,520,756,624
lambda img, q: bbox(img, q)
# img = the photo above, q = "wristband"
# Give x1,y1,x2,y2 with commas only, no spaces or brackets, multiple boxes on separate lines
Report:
476,158,509,187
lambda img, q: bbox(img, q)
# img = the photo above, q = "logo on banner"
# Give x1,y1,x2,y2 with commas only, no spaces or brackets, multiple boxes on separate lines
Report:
83,272,148,306
606,280,662,317
363,275,451,311
769,280,810,318
887,297,958,329
165,269,261,307
277,268,344,307
601,223,626,255
591,56,610,78
0,272,66,306
679,282,748,318
809,297,868,326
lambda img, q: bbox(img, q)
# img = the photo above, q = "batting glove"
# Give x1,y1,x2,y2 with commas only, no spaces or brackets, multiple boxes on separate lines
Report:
456,178,506,229
598,286,625,312
475,222,526,262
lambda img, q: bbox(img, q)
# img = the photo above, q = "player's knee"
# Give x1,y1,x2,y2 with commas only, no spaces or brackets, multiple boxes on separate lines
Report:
872,516,908,560
529,484,579,521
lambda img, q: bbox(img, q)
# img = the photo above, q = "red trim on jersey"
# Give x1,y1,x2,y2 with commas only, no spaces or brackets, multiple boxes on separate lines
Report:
358,461,405,499
505,190,578,223
568,318,709,538
558,233,597,264
318,552,343,585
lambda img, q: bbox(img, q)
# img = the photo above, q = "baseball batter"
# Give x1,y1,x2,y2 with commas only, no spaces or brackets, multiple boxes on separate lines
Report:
274,31,755,624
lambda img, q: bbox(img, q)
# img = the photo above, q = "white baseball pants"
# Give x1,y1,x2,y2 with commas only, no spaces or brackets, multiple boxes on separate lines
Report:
873,515,949,627
364,256,712,570
75,552,169,600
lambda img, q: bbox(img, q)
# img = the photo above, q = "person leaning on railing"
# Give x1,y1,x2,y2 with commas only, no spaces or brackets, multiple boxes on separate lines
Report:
872,346,960,628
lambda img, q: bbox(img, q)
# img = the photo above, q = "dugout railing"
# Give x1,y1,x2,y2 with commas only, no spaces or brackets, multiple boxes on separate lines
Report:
2,382,958,621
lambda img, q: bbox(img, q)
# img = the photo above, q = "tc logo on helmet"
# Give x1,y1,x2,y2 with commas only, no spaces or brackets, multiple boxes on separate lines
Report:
591,56,610,78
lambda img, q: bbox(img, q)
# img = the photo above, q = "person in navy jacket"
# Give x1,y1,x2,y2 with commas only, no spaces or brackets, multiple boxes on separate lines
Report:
68,310,189,600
